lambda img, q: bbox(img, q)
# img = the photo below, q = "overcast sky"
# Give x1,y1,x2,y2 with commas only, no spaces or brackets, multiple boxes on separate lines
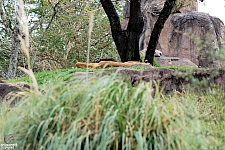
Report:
198,0,225,24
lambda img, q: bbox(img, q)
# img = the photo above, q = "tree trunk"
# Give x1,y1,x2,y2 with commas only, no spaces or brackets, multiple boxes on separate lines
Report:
145,0,176,65
126,0,144,61
100,0,143,62
7,21,20,79
100,0,128,62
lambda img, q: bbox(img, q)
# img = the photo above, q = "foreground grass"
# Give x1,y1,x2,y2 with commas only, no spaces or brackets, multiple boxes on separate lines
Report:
0,72,224,149
9,68,95,85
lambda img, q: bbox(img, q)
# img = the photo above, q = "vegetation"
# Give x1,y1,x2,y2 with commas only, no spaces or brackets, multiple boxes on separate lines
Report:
8,69,78,85
0,0,120,79
0,0,202,79
1,71,225,149
0,0,224,149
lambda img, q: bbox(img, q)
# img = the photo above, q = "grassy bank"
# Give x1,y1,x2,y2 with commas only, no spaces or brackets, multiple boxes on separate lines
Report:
0,70,224,149
8,68,90,85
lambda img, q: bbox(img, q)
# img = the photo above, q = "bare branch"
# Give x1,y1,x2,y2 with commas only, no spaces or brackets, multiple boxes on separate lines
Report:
100,0,122,33
31,1,62,69
29,2,78,33
145,0,176,64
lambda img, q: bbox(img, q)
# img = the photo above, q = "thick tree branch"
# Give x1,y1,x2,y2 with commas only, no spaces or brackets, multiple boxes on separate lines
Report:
145,0,176,65
100,0,122,33
126,0,144,61
31,1,61,69
100,0,128,61
127,0,143,32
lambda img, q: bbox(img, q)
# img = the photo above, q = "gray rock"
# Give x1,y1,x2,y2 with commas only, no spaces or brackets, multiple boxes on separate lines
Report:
0,82,30,107
168,12,225,67
130,0,225,68
102,67,225,94
138,0,198,54
74,72,97,81
156,56,198,67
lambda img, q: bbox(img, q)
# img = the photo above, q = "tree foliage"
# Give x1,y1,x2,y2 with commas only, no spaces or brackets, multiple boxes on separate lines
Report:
0,0,120,78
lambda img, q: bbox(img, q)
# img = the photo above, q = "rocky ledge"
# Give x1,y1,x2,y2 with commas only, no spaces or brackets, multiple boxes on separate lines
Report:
1,68,225,107
75,67,225,94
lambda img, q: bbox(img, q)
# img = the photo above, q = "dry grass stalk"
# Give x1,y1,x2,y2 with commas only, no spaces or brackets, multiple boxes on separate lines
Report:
17,0,39,93
63,41,72,61
87,12,94,66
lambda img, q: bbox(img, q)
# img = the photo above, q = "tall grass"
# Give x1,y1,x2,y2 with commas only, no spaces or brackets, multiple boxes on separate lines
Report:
0,74,224,150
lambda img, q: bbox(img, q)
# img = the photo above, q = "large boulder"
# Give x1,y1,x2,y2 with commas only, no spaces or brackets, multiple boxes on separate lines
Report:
138,0,198,56
136,0,225,67
167,12,225,67
155,56,198,67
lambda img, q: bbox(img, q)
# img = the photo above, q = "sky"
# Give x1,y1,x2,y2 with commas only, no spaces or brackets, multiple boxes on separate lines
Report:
198,0,225,24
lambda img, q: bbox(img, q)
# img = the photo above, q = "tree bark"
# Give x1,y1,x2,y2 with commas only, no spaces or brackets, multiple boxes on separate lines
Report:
100,0,128,62
126,0,144,61
0,1,21,79
145,0,176,65
100,0,144,62
7,20,20,79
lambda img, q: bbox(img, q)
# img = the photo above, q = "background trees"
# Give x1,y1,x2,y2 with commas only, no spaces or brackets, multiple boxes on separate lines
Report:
0,0,204,79
0,0,21,79
0,0,119,79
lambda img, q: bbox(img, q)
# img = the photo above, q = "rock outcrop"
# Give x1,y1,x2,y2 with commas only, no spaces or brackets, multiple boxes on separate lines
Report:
138,0,198,56
74,67,225,94
167,12,225,67
0,82,30,107
155,56,198,67
134,0,225,67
